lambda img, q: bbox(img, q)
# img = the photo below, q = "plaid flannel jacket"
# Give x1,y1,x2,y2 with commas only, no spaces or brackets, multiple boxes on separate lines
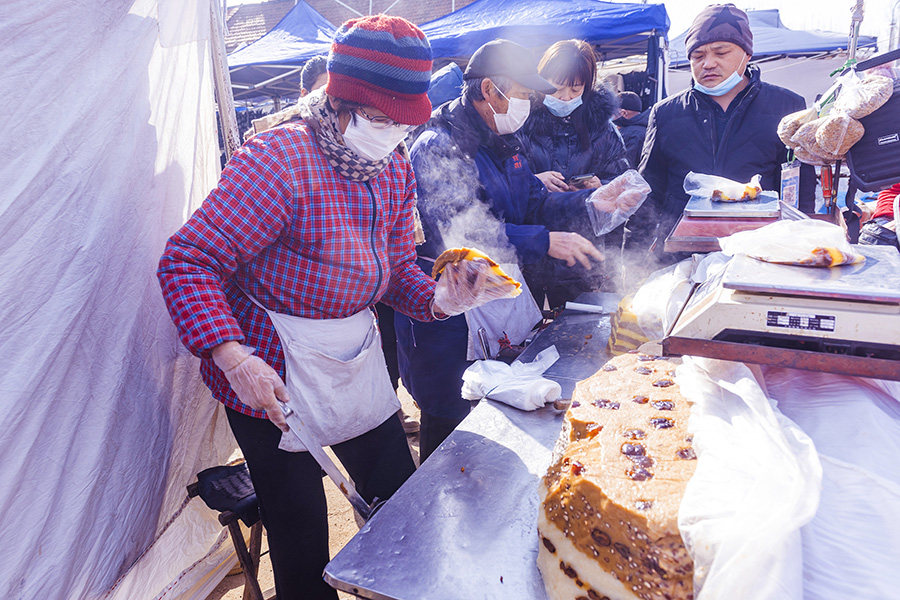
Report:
158,123,436,418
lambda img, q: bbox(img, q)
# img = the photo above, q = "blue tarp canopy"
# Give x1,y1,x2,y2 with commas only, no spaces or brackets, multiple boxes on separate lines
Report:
227,0,670,101
229,1,334,101
669,9,877,67
420,0,670,62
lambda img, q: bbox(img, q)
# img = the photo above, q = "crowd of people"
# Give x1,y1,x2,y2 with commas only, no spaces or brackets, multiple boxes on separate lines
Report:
156,3,898,598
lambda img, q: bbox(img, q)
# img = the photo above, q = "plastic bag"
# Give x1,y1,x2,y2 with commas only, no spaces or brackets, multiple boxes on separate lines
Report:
460,345,561,410
719,219,865,266
777,107,818,148
585,169,651,236
631,252,730,340
676,357,822,600
789,118,846,164
833,72,894,119
432,247,522,315
683,172,762,202
814,112,865,156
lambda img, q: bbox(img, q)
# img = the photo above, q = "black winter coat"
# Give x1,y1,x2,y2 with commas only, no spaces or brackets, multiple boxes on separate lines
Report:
516,84,630,183
632,66,816,247
614,109,649,170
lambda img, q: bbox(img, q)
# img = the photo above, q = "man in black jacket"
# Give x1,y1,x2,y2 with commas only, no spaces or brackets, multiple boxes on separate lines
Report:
614,91,649,169
630,3,815,259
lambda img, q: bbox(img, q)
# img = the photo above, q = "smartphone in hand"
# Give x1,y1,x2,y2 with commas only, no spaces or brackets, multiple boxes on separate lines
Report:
567,173,594,189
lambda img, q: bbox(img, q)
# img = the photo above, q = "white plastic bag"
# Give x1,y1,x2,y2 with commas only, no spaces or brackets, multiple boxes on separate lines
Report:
676,357,822,600
460,346,561,411
585,169,651,236
683,171,762,202
719,219,864,266
631,252,730,340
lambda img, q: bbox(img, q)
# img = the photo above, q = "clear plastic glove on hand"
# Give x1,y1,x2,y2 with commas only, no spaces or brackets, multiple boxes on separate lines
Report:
212,341,290,431
432,252,521,316
585,169,651,236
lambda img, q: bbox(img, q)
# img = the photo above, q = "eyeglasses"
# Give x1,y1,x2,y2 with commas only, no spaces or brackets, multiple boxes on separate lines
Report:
356,107,415,132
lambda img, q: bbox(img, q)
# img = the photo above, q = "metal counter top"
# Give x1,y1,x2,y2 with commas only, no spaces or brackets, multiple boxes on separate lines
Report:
324,305,616,599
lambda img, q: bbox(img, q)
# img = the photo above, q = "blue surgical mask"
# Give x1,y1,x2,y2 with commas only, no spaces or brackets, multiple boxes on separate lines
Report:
543,93,583,117
693,58,748,96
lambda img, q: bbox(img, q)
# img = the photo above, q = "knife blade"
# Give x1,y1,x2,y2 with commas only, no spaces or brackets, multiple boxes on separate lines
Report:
279,401,377,521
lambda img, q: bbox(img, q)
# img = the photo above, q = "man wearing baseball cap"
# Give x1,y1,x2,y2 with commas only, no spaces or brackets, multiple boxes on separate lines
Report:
628,3,815,262
395,39,608,459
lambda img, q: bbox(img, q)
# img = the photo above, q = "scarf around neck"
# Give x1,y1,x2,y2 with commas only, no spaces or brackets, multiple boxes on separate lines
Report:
299,89,391,182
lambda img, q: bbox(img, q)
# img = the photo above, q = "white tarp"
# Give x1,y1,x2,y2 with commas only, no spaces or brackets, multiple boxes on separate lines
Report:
0,1,240,598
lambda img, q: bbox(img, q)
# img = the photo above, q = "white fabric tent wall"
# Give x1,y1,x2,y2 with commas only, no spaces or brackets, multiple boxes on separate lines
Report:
0,1,240,598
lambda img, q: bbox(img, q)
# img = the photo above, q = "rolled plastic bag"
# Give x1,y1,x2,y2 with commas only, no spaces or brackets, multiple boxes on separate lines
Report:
719,219,865,267
585,169,651,236
461,345,561,411
683,172,762,202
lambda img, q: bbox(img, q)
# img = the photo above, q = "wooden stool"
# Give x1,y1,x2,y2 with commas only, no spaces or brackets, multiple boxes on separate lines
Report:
187,461,273,600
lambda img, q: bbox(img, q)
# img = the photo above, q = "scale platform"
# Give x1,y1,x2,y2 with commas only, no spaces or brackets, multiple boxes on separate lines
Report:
683,191,781,218
663,245,900,380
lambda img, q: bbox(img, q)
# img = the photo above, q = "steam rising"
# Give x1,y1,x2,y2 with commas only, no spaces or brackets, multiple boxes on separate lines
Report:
414,140,518,266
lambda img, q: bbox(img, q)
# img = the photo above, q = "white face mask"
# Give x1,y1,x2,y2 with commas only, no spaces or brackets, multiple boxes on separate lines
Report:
490,85,531,135
343,114,410,162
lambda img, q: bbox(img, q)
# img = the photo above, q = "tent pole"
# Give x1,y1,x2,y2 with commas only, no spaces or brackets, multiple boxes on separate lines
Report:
210,0,241,162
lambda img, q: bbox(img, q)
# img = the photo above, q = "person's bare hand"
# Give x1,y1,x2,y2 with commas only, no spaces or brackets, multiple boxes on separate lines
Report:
547,232,605,269
535,171,571,192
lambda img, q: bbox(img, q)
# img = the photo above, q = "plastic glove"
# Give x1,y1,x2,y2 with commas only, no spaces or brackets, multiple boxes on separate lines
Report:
432,258,519,316
211,341,290,431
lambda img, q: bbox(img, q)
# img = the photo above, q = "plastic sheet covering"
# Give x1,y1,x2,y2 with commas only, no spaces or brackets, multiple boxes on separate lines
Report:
676,357,822,600
760,369,900,600
0,1,239,598
676,357,900,600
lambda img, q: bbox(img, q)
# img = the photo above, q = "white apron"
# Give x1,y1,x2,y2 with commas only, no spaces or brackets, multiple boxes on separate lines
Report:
245,293,400,452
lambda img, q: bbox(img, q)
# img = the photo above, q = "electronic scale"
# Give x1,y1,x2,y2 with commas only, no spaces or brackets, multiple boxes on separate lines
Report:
663,245,900,380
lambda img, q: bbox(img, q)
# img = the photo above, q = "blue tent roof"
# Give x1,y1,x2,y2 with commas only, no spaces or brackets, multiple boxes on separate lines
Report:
229,1,335,68
420,0,670,61
669,9,877,67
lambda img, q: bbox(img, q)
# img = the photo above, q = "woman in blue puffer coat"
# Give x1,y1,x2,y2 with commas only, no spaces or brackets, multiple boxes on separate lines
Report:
516,39,630,306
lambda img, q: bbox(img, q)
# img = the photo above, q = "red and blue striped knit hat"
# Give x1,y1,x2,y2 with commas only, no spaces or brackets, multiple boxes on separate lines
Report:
326,15,433,126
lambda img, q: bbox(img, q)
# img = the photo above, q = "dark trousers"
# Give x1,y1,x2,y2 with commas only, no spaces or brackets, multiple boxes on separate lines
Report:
419,411,468,462
225,407,416,600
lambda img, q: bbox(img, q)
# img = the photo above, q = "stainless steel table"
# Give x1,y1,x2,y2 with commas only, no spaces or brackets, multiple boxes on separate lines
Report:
324,303,616,599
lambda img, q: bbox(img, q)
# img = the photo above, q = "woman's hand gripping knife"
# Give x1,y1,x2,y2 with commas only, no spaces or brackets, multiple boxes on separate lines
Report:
430,248,522,317
212,341,291,431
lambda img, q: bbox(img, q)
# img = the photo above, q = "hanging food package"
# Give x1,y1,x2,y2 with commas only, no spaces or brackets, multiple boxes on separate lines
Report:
834,73,894,119
814,112,865,156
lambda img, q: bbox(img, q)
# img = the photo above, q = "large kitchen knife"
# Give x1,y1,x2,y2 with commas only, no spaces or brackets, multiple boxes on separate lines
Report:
279,401,378,521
